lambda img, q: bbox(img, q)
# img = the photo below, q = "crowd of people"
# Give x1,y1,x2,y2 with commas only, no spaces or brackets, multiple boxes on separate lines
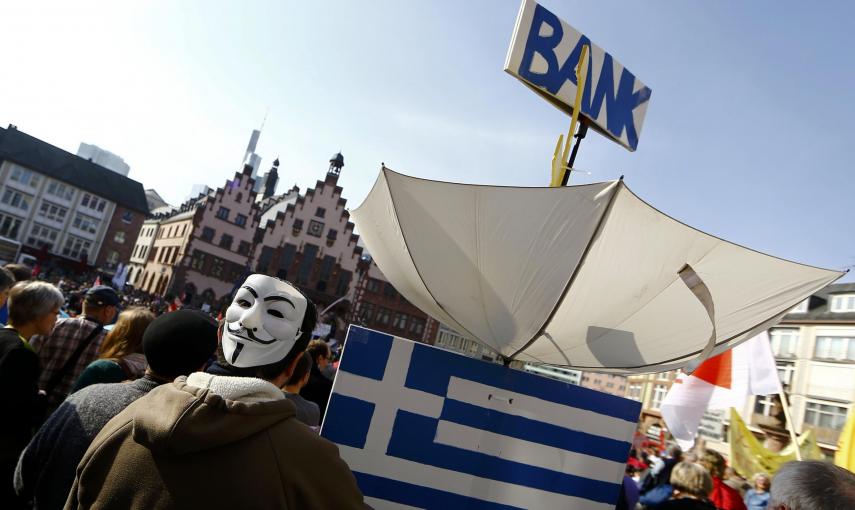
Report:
618,443,855,509
1,264,855,509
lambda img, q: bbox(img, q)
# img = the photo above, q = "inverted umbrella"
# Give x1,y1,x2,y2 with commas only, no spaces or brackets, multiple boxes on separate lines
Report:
351,167,844,374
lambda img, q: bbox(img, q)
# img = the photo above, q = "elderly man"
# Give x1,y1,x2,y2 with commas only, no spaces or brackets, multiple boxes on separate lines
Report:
0,281,64,509
768,460,855,509
66,274,369,509
31,285,119,412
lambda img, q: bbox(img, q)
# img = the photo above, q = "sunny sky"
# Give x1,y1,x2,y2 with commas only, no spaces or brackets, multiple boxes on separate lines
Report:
1,1,852,280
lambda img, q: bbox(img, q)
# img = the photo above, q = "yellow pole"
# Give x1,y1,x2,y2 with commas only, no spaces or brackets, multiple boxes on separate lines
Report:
551,44,590,187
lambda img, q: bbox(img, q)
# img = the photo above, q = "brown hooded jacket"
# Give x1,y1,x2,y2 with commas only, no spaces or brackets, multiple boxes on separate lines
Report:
65,374,370,509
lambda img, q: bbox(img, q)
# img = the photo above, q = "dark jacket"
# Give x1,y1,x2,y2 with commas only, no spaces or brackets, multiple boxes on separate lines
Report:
15,376,160,510
0,327,43,509
300,365,333,421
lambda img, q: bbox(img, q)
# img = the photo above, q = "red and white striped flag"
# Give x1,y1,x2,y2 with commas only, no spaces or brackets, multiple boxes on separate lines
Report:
661,331,782,449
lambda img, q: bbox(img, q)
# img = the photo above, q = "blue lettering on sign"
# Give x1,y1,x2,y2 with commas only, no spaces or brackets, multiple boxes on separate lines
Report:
517,3,652,151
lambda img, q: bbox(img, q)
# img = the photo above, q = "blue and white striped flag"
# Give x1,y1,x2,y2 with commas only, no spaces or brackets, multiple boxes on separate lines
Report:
321,326,641,509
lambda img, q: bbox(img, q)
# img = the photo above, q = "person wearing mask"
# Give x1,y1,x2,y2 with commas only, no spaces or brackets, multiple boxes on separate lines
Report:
15,310,218,510
31,285,119,412
699,450,747,510
70,307,155,391
301,338,334,420
0,282,64,509
65,275,368,509
743,473,770,510
768,460,855,509
658,462,717,510
281,351,321,427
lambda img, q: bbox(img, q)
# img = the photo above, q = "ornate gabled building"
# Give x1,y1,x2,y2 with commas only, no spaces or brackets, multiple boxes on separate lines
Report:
252,153,361,322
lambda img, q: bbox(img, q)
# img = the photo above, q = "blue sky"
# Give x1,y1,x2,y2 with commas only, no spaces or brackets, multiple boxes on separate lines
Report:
1,1,852,279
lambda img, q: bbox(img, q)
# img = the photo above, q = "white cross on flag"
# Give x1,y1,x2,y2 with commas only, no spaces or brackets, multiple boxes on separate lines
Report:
660,331,783,449
321,326,642,509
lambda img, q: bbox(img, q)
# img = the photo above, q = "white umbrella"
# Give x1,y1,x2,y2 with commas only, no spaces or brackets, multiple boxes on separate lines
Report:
351,167,844,374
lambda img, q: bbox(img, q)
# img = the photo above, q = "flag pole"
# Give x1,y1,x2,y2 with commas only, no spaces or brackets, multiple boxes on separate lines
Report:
778,390,803,461
551,44,590,187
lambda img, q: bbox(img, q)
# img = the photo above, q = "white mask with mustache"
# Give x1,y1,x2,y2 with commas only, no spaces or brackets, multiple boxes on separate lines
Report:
223,274,308,367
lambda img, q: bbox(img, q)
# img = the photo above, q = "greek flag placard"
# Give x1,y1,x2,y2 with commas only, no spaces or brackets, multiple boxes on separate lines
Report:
321,326,641,509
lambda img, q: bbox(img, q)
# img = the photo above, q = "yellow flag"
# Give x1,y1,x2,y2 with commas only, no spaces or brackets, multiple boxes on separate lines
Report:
728,408,822,477
835,407,855,471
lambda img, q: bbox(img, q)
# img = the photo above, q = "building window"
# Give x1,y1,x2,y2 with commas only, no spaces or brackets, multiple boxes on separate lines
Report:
627,384,642,401
191,250,208,271
392,312,408,330
37,201,68,222
296,244,318,285
0,213,21,240
219,234,233,250
292,219,304,232
106,250,120,265
235,214,248,227
754,395,777,416
80,193,106,213
121,211,133,224
814,336,855,362
409,317,426,337
804,401,849,430
1,189,32,211
770,329,799,358
307,219,324,237
26,223,59,249
257,246,274,273
62,235,92,260
651,384,668,409
46,180,75,201
376,307,391,325
237,241,251,255
315,207,326,218
830,295,855,313
336,270,352,296
72,213,100,235
383,284,398,299
276,244,297,280
9,165,41,188
216,207,230,220
359,303,375,322
113,231,126,244
211,257,224,278
777,361,796,387
366,278,382,293
201,227,215,242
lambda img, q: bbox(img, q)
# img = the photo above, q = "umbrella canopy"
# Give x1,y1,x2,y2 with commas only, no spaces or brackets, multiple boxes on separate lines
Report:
351,167,844,374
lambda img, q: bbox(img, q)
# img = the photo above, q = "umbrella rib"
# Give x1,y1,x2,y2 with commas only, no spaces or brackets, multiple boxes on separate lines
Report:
383,173,492,353
508,180,623,362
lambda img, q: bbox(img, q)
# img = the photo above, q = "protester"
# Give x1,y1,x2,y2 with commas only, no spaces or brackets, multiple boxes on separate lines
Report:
699,449,747,510
5,264,33,283
0,282,64,509
15,310,218,510
65,275,368,509
70,307,155,392
724,466,751,496
0,266,16,325
301,338,334,420
31,285,119,412
767,460,855,509
616,465,641,510
281,351,321,427
658,462,717,509
743,473,771,510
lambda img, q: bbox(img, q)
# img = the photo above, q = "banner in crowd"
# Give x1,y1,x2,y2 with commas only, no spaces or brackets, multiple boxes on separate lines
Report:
835,407,855,472
728,408,822,478
321,326,641,509
505,0,652,151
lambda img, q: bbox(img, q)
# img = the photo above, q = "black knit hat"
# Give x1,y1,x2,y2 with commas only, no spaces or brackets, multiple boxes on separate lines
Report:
143,310,218,379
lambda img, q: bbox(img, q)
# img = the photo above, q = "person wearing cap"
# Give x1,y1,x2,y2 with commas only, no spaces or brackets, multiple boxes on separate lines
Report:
0,281,64,510
66,274,369,509
30,285,119,413
14,309,218,510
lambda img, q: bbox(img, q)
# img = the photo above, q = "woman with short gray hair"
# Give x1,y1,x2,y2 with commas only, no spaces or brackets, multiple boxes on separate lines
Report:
0,280,64,506
658,461,717,509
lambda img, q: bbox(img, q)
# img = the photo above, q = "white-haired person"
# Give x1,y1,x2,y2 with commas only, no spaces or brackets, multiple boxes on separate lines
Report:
744,472,771,510
768,460,855,510
0,281,64,509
